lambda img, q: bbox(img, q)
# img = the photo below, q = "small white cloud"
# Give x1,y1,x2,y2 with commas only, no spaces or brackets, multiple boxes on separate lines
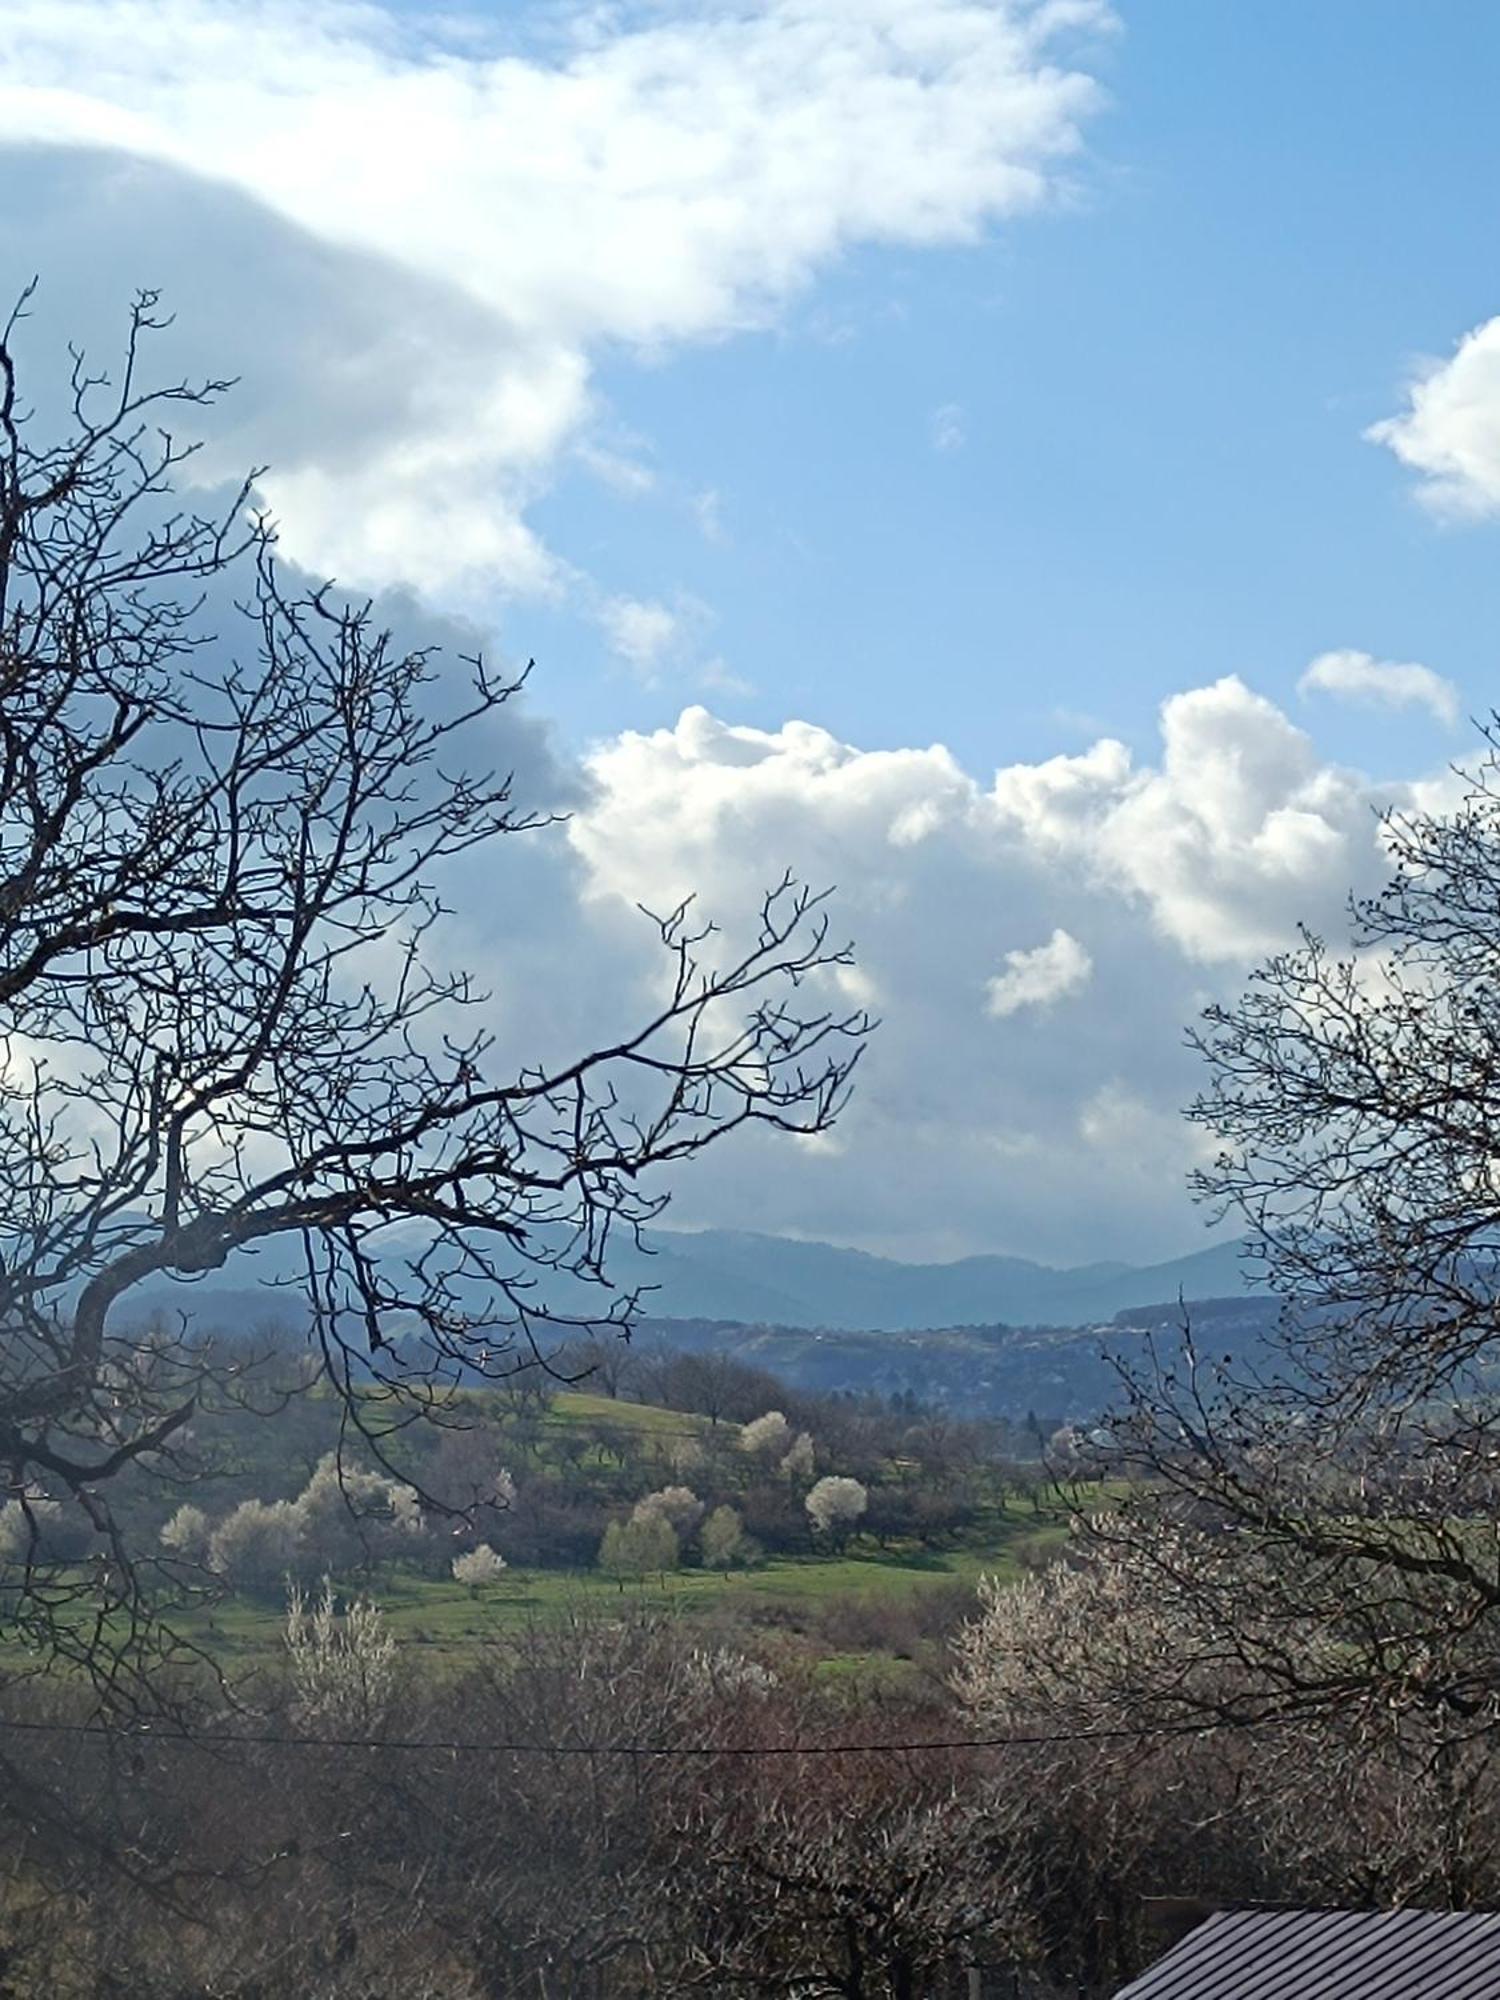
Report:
695,488,726,544
1298,649,1460,727
1368,317,1500,517
986,929,1092,1018
577,441,657,496
699,656,755,700
930,402,966,453
600,597,679,678
600,592,719,684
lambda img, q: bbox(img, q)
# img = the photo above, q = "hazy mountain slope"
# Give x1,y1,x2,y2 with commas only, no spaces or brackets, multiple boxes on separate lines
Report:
611,1228,1257,1330
1045,1238,1259,1324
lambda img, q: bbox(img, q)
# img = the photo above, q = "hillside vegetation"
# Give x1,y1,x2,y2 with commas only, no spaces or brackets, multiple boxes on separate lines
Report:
2,1339,1076,1685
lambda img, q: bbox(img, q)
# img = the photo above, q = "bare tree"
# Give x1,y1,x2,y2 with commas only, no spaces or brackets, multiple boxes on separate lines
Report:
0,289,867,1707
986,737,1500,1782
558,1330,639,1400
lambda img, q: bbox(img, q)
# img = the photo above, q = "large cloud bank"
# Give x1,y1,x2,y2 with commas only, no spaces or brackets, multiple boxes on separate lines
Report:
564,677,1442,1263
0,0,1112,605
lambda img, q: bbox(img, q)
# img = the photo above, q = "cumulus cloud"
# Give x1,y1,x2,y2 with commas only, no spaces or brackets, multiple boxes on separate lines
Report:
1298,649,1460,727
1368,316,1500,517
991,676,1392,961
986,929,1092,1016
0,0,1112,597
563,679,1438,1262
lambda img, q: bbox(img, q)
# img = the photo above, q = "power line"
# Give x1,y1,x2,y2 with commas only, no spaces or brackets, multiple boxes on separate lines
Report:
0,1712,1211,1760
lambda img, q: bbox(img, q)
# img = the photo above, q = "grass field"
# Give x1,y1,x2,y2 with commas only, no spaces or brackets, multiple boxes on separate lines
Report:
188,1501,1065,1666
543,1391,715,1436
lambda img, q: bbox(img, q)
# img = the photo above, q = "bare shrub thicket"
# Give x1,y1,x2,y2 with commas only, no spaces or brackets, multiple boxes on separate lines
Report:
0,1611,1023,1998
6,1585,1500,1999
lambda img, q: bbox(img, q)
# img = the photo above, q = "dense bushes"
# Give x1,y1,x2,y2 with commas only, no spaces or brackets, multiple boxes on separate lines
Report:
3,1584,1492,2000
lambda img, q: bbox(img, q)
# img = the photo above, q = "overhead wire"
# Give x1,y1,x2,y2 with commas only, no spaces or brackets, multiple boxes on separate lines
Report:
0,1712,1216,1759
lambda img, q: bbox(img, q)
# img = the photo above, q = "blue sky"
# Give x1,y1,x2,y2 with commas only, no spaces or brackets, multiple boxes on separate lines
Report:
5,1,1499,1264
514,1,1500,773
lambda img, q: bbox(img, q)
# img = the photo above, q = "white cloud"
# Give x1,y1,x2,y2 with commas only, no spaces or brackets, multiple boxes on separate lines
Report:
1077,1081,1217,1175
986,928,1091,1016
1298,648,1460,727
577,441,658,497
0,0,1113,597
695,489,727,545
601,596,681,678
991,676,1394,961
598,592,722,685
699,657,756,700
563,679,1437,1262
931,402,966,452
1368,316,1500,517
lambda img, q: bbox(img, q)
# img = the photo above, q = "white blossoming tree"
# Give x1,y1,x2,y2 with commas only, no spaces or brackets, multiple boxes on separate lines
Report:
158,1503,212,1564
285,1577,398,1731
451,1543,508,1590
208,1499,306,1596
599,1513,679,1584
779,1432,816,1485
700,1504,757,1570
631,1486,705,1539
805,1475,867,1548
739,1411,794,1459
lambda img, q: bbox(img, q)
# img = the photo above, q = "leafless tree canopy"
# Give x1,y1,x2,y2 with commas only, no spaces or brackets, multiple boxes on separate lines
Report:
0,290,867,1697
1011,743,1500,1767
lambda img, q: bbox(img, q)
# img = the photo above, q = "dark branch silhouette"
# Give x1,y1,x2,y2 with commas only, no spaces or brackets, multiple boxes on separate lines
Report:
0,290,869,1705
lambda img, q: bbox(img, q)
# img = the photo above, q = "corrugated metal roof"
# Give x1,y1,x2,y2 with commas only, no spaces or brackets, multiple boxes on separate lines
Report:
1113,1908,1500,2000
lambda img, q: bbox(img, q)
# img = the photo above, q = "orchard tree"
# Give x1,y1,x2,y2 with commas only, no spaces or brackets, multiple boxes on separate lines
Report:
157,1502,211,1563
738,1409,793,1459
0,290,867,1709
284,1579,397,1732
805,1474,867,1547
700,1503,756,1569
780,1429,816,1484
451,1543,507,1590
631,1484,704,1543
599,1512,679,1582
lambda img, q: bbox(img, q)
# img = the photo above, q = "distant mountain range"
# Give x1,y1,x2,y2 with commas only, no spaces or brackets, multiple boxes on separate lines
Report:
572,1227,1260,1332
120,1223,1260,1337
